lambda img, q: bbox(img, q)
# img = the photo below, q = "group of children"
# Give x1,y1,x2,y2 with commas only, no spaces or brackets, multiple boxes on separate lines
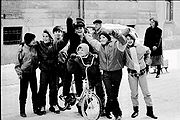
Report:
15,17,158,120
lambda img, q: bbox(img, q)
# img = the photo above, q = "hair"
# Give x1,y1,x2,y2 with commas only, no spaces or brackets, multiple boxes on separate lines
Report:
125,33,136,41
24,33,36,45
99,31,111,41
52,26,63,34
150,17,158,27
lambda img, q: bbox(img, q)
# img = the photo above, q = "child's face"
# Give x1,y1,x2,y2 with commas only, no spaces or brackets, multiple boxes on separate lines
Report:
53,30,63,40
94,23,101,31
127,36,134,46
77,47,87,57
100,35,108,45
42,33,50,43
75,27,84,36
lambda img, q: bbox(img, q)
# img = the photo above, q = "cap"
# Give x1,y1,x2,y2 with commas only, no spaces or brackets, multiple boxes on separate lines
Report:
93,19,102,24
99,31,111,41
74,18,85,28
24,33,36,45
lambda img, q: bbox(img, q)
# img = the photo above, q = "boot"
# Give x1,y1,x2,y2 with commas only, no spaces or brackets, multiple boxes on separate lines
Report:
20,104,27,117
105,106,112,119
131,106,139,118
146,106,158,119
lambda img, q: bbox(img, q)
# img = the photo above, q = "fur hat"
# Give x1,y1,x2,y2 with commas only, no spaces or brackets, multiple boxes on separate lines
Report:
76,43,89,57
24,33,36,45
74,18,85,28
93,19,102,24
99,31,111,41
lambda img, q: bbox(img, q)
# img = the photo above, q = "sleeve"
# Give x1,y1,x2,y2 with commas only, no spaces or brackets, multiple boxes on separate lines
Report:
14,46,23,77
84,33,101,52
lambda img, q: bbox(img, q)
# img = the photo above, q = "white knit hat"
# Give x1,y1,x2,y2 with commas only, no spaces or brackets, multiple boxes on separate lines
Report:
76,43,89,57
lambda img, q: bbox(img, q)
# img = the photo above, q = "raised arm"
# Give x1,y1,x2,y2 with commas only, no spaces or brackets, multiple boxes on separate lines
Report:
84,33,101,51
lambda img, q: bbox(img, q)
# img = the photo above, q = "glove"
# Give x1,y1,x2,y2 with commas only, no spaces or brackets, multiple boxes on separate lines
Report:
121,28,130,36
70,53,77,59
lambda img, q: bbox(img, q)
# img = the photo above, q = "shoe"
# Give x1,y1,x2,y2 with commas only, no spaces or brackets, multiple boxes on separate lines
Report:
34,108,44,116
146,106,158,119
20,113,27,117
115,115,122,120
100,110,106,117
40,106,46,115
155,75,160,78
131,106,139,118
76,103,82,116
49,105,60,114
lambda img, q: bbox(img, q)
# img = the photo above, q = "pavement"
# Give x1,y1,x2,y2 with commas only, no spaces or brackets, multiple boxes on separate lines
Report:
1,49,180,120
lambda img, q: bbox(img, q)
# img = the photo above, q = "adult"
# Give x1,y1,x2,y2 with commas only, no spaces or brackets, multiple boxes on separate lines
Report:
144,18,163,78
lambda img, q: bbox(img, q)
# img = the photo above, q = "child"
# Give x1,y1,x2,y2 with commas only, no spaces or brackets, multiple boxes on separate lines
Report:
14,33,42,117
124,33,158,119
84,29,130,120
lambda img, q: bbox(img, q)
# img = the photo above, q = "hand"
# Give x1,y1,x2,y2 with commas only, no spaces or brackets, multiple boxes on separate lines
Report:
122,28,130,36
152,46,157,51
19,75,23,80
70,53,77,59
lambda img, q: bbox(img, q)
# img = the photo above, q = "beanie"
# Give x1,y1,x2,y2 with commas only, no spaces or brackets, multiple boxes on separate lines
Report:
74,18,85,28
24,33,36,45
76,43,89,57
99,31,111,41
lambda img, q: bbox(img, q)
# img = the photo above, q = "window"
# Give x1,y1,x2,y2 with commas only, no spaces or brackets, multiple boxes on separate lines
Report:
3,27,22,45
166,0,173,21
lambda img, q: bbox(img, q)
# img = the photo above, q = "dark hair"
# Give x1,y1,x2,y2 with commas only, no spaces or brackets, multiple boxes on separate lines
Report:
24,33,36,45
125,34,136,41
150,17,158,27
43,29,53,40
99,31,111,41
52,26,63,34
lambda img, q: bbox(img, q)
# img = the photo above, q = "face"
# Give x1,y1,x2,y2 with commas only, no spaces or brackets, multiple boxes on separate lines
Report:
150,20,155,28
126,36,134,46
53,30,63,41
100,34,108,45
75,26,85,36
94,23,101,31
77,47,86,57
42,33,50,43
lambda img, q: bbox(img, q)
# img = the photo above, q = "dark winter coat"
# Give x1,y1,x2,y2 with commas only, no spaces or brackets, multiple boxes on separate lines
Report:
144,26,162,56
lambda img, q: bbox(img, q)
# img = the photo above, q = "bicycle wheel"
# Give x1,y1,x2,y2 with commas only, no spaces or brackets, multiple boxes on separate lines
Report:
81,93,102,120
58,84,68,111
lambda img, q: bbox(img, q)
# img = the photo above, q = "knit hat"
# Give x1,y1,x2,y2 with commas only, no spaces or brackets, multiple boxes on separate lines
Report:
74,18,85,28
99,31,111,41
93,19,102,24
24,33,36,45
76,43,89,57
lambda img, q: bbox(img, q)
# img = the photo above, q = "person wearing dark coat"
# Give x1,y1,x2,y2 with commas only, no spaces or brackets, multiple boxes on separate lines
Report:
144,18,163,78
36,29,69,114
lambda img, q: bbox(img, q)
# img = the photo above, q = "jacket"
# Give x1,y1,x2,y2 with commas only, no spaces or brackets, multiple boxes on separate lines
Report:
15,44,38,77
125,43,151,70
36,34,69,71
85,32,127,71
144,26,162,56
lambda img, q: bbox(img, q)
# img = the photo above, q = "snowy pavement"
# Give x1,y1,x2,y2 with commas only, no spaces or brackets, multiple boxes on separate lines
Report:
1,49,180,120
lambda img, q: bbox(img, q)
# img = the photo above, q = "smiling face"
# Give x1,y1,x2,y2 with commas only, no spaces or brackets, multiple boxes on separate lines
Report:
99,34,108,45
53,30,63,41
94,23,101,31
75,26,85,36
126,35,135,46
42,33,51,43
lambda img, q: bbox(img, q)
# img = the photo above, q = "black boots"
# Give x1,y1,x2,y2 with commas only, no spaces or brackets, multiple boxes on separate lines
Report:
20,104,27,117
131,106,139,118
146,106,158,119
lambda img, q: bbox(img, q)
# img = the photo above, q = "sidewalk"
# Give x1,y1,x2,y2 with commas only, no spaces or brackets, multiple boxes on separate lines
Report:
1,49,180,120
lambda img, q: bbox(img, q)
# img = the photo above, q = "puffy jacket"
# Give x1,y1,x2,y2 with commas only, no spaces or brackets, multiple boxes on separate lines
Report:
15,44,38,77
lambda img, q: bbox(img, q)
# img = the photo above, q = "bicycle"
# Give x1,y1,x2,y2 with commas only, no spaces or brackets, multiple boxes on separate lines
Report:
58,54,102,120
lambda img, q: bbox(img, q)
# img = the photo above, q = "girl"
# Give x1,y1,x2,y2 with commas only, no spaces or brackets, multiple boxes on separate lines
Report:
125,33,158,119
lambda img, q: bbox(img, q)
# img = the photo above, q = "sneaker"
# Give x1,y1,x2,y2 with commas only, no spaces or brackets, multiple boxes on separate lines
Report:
49,105,60,114
20,113,27,117
40,106,46,115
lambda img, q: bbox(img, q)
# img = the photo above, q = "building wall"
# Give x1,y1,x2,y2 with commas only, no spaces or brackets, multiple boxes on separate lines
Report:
1,0,180,65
